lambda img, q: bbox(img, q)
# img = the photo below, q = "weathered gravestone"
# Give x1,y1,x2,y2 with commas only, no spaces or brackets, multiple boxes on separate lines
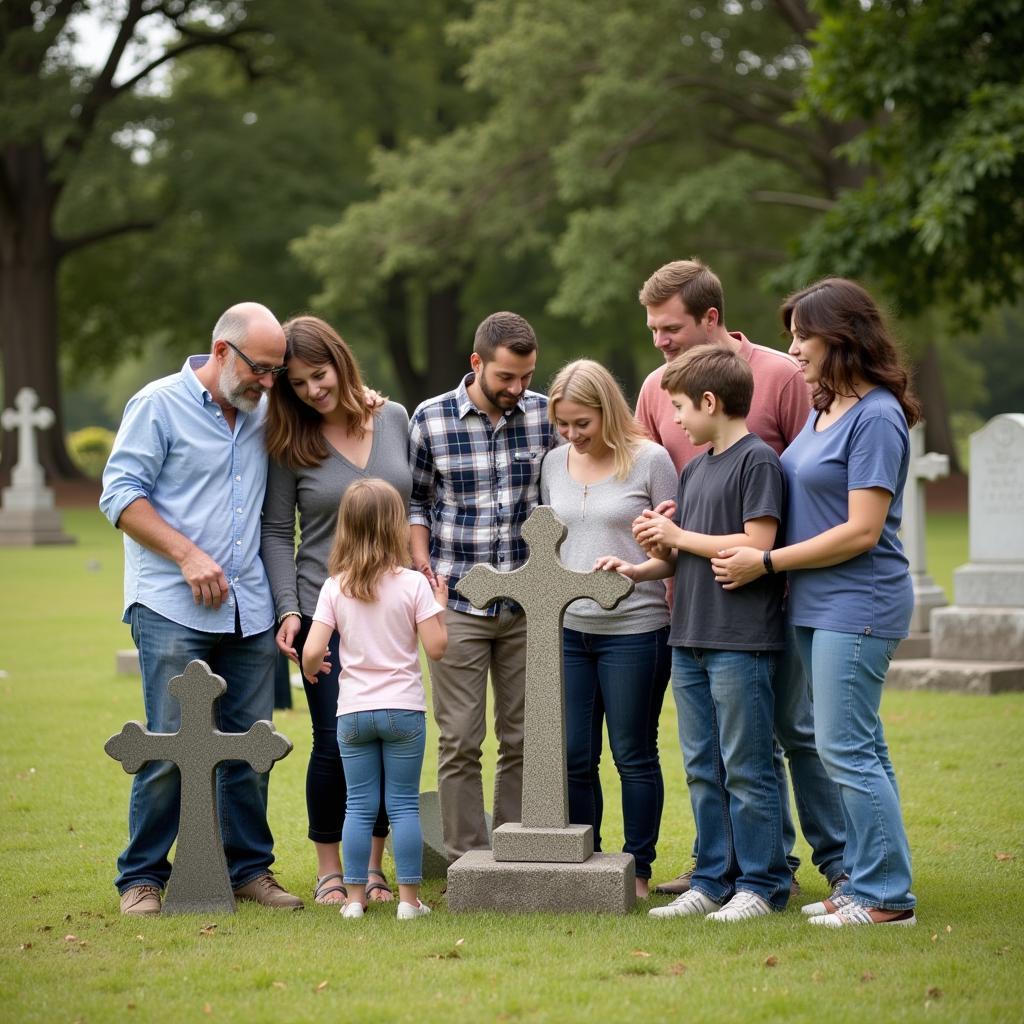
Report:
445,506,638,914
0,387,73,546
888,414,1024,693
894,423,950,658
105,660,293,914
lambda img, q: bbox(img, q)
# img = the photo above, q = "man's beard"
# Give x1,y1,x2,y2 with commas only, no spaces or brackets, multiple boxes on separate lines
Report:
219,357,266,413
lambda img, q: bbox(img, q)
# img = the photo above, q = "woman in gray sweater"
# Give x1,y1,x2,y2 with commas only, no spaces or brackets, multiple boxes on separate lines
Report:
261,316,412,905
541,359,677,898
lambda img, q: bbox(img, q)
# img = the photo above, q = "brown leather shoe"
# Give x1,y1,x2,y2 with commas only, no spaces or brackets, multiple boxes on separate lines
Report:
233,873,304,910
120,885,162,916
653,866,695,896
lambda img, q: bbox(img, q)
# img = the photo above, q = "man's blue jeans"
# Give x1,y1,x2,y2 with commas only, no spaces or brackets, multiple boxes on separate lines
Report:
563,626,670,880
115,604,277,893
337,710,426,885
792,627,915,911
671,646,790,909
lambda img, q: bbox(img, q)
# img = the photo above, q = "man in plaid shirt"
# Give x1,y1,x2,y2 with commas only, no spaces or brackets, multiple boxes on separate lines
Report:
409,312,558,862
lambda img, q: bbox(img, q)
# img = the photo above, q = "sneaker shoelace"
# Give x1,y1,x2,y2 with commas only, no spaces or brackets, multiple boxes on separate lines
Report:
719,892,769,918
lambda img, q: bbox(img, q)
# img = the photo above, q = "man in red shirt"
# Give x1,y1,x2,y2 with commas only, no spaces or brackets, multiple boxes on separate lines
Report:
636,259,847,898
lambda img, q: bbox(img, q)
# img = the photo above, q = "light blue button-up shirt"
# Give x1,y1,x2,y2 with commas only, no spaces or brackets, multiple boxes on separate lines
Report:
100,355,274,635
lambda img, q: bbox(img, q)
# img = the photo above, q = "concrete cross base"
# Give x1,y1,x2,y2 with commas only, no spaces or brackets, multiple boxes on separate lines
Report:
0,506,74,546
446,849,636,914
931,606,1024,662
492,822,594,863
893,633,931,660
886,658,1024,694
116,649,141,675
908,575,947,633
953,564,1024,608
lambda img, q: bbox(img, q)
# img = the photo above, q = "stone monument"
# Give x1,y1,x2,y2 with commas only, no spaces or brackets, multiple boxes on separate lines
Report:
895,423,950,658
0,387,73,545
888,414,1024,693
445,506,638,914
387,791,490,880
105,660,293,914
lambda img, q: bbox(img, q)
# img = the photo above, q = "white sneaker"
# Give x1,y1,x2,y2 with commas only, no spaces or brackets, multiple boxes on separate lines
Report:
809,903,916,928
648,889,722,918
341,901,364,919
802,892,855,917
706,890,774,922
397,899,431,920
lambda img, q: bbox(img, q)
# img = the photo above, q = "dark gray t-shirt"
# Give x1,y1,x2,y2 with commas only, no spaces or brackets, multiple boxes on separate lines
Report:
670,432,786,651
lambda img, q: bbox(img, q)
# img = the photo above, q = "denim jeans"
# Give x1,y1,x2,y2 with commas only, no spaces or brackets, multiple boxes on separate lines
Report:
294,616,388,844
773,635,847,882
115,603,277,893
563,627,670,880
671,646,790,908
337,709,426,885
792,627,915,910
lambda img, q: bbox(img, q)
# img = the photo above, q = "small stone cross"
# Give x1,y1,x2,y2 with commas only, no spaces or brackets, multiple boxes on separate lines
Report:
1,387,54,490
903,423,950,577
457,506,633,830
105,660,292,914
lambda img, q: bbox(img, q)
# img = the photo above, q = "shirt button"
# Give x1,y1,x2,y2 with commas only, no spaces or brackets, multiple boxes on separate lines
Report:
236,540,242,546
236,507,243,514
235,475,241,481
233,576,239,582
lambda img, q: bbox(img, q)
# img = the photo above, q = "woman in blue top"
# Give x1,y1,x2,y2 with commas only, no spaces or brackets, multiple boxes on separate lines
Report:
711,278,919,927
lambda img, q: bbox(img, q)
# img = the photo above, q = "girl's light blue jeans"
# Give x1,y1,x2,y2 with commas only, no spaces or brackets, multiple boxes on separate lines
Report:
337,709,426,885
792,626,915,911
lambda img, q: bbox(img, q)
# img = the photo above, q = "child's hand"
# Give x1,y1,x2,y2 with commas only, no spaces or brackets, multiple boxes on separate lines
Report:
432,574,449,607
303,649,331,684
632,509,679,550
652,498,677,520
593,555,636,580
711,546,765,590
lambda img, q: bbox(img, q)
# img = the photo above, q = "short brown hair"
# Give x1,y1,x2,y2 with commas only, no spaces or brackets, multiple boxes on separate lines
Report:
473,311,538,360
661,344,752,418
638,259,724,324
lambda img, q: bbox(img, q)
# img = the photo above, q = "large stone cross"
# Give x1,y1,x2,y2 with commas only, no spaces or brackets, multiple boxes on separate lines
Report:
456,506,633,832
1,387,54,491
105,660,292,915
903,423,950,633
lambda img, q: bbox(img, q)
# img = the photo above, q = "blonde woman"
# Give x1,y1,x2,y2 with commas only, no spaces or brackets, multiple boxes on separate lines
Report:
540,359,677,897
302,479,448,919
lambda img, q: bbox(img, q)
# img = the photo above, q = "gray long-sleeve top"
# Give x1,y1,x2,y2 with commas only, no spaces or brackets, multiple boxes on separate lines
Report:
260,400,413,619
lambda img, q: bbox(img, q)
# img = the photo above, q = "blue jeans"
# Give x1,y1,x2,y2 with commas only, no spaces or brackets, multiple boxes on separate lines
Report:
563,627,670,880
115,604,277,893
671,646,790,908
773,635,847,882
338,710,426,885
792,627,915,910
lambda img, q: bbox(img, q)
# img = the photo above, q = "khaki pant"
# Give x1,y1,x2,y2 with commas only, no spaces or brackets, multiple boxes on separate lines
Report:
427,606,526,862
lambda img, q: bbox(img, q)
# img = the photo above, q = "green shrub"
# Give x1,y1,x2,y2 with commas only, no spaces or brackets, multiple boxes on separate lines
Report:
67,425,115,478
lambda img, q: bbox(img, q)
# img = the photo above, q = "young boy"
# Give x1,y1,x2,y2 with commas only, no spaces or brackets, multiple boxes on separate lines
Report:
595,344,790,921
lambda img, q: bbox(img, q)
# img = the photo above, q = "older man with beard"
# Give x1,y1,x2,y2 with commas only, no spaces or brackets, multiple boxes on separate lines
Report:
101,302,303,915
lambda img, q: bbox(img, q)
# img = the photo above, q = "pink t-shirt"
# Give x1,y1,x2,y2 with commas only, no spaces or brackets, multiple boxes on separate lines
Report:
312,567,444,716
635,332,811,470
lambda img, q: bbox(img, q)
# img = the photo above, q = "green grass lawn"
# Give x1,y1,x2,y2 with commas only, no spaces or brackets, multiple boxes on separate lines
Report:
2,510,1022,1023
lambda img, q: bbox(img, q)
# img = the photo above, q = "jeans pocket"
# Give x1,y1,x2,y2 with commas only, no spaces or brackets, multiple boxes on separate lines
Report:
337,713,360,744
884,638,900,664
386,709,425,740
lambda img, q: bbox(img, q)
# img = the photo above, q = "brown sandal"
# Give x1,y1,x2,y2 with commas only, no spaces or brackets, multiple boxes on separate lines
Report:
366,868,393,901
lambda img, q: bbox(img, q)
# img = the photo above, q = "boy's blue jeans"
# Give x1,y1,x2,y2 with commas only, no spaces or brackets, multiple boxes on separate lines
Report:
792,627,915,911
670,646,790,909
115,603,277,893
337,710,426,886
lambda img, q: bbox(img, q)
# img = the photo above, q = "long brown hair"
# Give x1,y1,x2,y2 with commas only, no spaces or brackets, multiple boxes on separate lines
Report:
781,278,921,426
327,478,409,602
265,315,375,468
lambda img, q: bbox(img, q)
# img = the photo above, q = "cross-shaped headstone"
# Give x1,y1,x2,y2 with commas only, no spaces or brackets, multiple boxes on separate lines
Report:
903,422,950,577
105,660,292,915
456,506,633,830
1,387,54,490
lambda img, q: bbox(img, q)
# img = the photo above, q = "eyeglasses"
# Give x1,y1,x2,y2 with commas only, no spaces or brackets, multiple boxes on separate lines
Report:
223,340,288,378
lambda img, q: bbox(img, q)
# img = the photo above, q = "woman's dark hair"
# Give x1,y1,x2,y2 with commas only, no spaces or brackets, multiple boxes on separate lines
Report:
265,316,377,469
782,278,921,426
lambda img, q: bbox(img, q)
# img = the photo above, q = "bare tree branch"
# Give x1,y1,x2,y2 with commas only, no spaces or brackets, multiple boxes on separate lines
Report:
771,0,818,37
56,217,158,259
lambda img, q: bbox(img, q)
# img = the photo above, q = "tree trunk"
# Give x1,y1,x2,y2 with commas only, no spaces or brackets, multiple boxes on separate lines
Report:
913,340,962,475
424,283,465,401
0,140,81,485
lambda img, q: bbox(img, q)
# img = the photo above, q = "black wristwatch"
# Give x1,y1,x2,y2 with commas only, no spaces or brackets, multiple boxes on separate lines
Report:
762,549,776,575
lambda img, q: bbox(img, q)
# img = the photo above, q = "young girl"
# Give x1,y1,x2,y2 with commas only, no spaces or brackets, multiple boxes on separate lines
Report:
712,278,919,927
301,478,448,920
540,359,677,898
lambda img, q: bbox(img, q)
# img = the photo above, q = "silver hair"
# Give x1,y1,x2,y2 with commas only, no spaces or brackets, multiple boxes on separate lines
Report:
211,309,250,348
